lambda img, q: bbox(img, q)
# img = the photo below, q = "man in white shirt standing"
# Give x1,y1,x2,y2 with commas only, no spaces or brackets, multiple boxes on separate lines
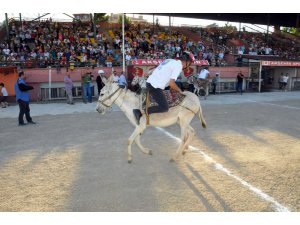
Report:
282,73,289,92
197,66,210,97
133,51,195,125
197,66,210,80
0,82,8,108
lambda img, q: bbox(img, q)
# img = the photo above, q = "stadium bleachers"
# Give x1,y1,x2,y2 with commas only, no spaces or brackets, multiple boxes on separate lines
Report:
0,17,299,69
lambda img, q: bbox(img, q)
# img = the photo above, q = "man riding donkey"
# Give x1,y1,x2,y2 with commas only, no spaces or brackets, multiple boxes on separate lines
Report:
133,51,195,124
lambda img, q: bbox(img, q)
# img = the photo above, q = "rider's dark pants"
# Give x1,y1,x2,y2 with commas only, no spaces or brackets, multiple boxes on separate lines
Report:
146,82,168,114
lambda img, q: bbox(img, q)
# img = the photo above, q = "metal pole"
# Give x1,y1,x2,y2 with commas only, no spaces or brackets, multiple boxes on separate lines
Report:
49,66,52,100
292,67,297,91
19,13,22,30
31,13,50,22
5,13,9,40
218,72,221,94
169,15,171,36
92,13,96,37
153,14,154,34
122,13,125,74
266,14,270,46
258,62,262,93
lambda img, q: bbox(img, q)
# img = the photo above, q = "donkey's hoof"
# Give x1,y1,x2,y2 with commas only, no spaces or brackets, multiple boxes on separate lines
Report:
169,158,175,163
128,159,132,164
149,150,153,155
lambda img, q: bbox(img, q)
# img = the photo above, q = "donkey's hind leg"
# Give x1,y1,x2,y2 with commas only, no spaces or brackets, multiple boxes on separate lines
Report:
182,125,195,155
169,126,188,162
170,113,194,162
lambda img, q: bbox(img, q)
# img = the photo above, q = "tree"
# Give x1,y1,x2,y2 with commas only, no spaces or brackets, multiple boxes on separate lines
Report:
94,13,109,22
206,23,218,28
282,27,300,36
118,14,131,26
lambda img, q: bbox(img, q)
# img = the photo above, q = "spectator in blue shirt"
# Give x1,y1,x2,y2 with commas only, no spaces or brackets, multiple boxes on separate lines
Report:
118,71,127,89
14,71,36,126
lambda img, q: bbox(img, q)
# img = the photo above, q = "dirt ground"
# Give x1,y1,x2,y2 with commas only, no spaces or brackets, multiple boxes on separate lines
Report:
0,93,299,212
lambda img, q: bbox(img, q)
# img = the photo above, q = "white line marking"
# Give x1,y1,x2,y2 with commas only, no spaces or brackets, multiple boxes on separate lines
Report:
156,127,291,212
249,100,300,110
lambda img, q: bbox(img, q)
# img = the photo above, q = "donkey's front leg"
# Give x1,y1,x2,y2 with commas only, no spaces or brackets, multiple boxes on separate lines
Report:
135,133,152,155
128,125,146,163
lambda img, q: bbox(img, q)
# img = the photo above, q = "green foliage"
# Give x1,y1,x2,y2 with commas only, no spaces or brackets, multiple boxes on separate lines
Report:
206,23,218,28
118,14,131,25
224,22,233,28
94,13,109,22
282,27,300,36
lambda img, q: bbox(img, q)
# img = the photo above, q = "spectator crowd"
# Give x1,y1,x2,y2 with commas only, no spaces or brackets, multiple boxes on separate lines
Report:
0,18,299,70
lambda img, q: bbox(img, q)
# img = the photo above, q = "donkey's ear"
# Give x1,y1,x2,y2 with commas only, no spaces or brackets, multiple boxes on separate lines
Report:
108,74,114,82
101,75,108,85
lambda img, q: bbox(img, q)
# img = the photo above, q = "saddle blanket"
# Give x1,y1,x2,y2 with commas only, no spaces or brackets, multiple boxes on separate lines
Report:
142,89,185,110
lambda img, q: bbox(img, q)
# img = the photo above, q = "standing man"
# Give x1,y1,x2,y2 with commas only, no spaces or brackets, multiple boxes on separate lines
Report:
81,68,91,103
279,73,284,90
113,70,119,83
14,71,36,126
64,72,74,104
197,66,210,97
282,73,289,91
212,73,220,95
133,51,195,125
236,71,245,95
118,71,127,89
0,82,9,108
89,74,94,102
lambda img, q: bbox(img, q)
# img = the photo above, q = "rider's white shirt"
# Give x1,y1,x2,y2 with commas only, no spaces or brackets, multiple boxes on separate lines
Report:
147,59,182,89
198,69,209,79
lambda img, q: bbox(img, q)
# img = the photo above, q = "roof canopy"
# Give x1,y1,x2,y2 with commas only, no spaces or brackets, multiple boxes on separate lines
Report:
142,13,299,28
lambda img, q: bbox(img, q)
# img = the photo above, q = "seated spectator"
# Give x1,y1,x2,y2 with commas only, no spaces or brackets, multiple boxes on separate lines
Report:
106,54,113,67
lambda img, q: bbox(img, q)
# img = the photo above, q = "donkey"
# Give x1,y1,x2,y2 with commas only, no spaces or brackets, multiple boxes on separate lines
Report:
96,75,206,163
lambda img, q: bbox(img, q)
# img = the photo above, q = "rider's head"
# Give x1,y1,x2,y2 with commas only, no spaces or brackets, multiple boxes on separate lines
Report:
98,70,105,75
180,51,195,69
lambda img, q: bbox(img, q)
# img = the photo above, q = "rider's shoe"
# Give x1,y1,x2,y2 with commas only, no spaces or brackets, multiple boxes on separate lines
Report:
133,109,142,125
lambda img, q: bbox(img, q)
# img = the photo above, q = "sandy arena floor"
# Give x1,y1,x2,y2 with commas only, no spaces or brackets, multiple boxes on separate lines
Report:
0,92,299,212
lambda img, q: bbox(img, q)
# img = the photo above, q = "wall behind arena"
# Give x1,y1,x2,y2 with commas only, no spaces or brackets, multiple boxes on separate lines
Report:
23,67,123,101
0,67,18,96
3,66,250,102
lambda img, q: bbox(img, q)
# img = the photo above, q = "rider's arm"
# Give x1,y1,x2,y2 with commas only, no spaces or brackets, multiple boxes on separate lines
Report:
170,79,183,94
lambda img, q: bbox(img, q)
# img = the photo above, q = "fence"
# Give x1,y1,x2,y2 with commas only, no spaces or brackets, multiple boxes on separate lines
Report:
40,86,96,101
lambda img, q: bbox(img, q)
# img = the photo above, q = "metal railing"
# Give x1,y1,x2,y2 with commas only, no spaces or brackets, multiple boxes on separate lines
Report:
0,60,122,69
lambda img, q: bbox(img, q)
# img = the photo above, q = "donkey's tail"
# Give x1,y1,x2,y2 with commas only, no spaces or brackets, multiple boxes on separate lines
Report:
198,105,207,128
